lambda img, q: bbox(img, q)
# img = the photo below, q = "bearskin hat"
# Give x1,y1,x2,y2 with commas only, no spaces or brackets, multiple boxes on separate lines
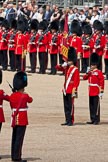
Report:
50,20,59,31
38,21,47,31
17,20,25,32
104,21,108,34
68,47,77,65
83,25,92,35
31,19,39,31
90,52,99,66
93,20,103,31
0,70,2,84
0,17,4,26
2,19,10,29
59,19,65,32
10,19,17,29
70,20,82,36
13,71,28,91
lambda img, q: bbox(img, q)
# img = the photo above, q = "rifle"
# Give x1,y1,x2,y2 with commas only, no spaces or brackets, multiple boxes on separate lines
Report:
7,81,15,92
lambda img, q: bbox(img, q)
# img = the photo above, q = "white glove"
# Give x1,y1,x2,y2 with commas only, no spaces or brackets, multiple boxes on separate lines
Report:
61,62,68,67
99,92,103,98
86,66,90,73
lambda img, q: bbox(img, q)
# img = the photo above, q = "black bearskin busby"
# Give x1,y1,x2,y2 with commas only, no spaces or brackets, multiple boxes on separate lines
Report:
38,21,47,31
83,25,92,35
50,20,59,31
70,20,82,36
30,19,39,31
68,47,77,65
59,19,65,32
13,71,28,91
17,20,25,32
0,17,4,26
2,19,10,30
104,21,108,34
93,20,103,31
0,70,2,84
10,19,17,29
90,52,99,66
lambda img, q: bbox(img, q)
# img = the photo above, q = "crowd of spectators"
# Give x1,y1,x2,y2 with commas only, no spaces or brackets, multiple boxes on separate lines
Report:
0,0,108,27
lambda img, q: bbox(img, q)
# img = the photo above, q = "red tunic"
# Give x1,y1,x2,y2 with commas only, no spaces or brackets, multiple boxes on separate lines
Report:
9,92,33,126
27,32,39,53
68,35,82,55
93,33,105,56
103,34,108,59
0,30,9,50
83,69,104,96
37,33,48,53
56,65,80,94
0,90,9,123
15,33,27,55
49,32,60,54
82,35,94,58
8,29,16,51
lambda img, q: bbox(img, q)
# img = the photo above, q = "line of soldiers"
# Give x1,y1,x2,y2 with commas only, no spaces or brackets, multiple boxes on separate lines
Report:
0,17,108,78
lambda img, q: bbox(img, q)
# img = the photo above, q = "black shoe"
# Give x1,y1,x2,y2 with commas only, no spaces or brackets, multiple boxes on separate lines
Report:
12,159,27,162
0,157,1,159
67,123,73,126
86,121,94,124
93,122,99,125
61,122,68,126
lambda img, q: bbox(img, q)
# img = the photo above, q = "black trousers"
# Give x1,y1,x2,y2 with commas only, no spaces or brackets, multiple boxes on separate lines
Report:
81,58,89,73
29,52,37,72
0,123,2,132
89,96,100,123
9,50,16,70
11,126,26,161
104,59,108,76
16,55,25,71
59,53,64,65
63,94,73,124
38,52,46,73
0,50,8,70
50,54,57,74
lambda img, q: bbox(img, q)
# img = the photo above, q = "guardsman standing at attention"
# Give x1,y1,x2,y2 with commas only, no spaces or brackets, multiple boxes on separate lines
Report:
9,71,33,162
27,19,39,73
49,20,60,75
81,24,94,73
92,21,105,71
56,47,80,126
38,21,48,74
8,19,17,71
83,53,104,125
68,20,82,71
15,20,27,72
0,19,9,70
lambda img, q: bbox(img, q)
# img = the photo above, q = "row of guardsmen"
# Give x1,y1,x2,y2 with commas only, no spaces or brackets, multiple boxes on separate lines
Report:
0,17,108,78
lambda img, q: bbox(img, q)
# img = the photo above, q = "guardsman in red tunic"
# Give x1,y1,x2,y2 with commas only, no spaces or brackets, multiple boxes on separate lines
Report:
38,21,48,74
56,47,80,126
27,19,39,73
0,70,9,132
83,53,104,125
92,21,105,71
0,17,4,66
8,19,17,71
0,19,9,70
49,20,60,75
9,71,33,162
103,23,108,80
81,24,94,73
68,20,82,71
15,20,27,72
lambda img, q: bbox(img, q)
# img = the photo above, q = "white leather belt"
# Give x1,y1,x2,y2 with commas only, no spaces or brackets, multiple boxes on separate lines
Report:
0,105,2,108
12,108,28,112
89,83,99,87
